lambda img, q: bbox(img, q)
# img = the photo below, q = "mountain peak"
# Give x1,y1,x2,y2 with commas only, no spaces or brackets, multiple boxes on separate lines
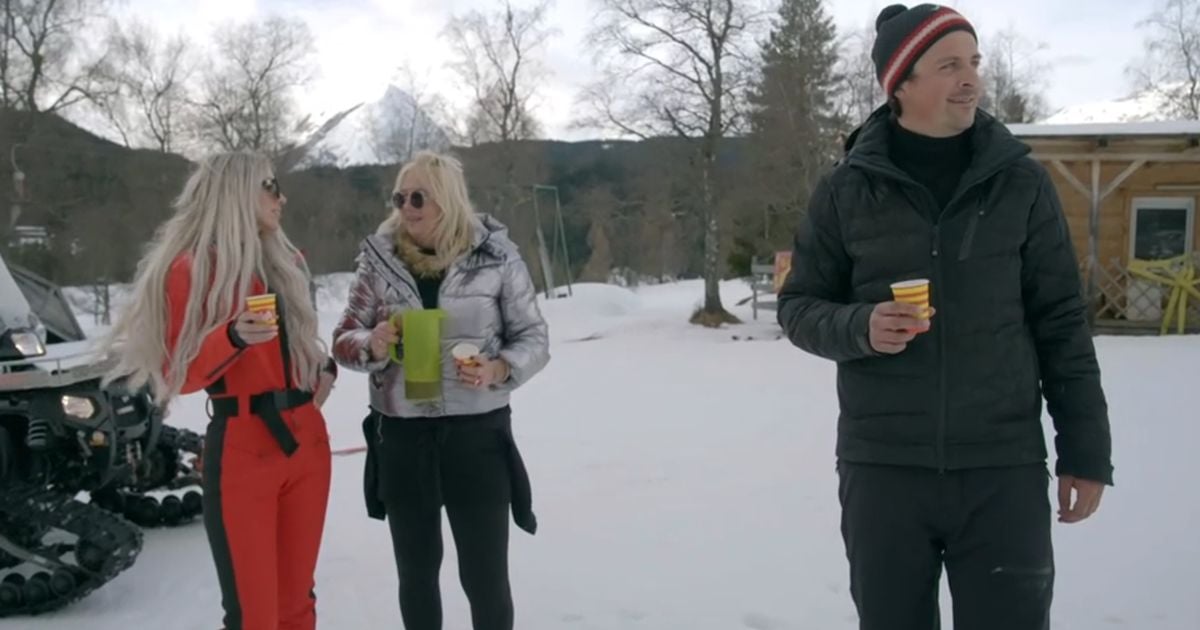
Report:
292,84,450,170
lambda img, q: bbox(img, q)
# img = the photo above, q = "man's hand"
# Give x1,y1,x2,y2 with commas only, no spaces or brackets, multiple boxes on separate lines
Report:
1058,475,1105,523
869,301,934,354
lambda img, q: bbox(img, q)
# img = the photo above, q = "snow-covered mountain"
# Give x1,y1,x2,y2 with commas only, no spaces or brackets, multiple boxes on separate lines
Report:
291,85,451,169
1039,86,1180,124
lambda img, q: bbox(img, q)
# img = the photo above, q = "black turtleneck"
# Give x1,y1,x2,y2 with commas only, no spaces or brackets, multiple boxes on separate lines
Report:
415,246,445,309
888,120,974,216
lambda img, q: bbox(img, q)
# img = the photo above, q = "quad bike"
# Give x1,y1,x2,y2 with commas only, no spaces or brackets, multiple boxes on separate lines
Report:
0,253,204,617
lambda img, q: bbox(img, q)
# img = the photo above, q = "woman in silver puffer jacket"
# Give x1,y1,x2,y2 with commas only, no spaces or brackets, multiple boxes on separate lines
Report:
331,150,549,630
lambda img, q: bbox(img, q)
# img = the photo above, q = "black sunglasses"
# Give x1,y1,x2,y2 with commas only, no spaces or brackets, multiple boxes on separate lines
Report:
392,190,426,209
262,177,283,199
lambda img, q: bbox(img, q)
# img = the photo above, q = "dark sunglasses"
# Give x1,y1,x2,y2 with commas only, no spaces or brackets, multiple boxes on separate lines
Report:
262,177,283,199
392,190,425,209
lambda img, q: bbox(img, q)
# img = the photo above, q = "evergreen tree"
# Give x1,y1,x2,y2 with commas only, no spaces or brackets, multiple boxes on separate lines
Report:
745,0,842,253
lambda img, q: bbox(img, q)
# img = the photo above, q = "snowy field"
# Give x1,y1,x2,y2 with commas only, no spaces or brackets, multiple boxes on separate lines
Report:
7,278,1198,629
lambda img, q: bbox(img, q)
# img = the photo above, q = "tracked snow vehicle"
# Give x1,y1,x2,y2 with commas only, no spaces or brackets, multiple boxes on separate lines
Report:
0,253,203,616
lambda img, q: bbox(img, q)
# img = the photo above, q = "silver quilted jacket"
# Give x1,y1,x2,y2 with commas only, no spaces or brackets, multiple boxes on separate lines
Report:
331,214,550,418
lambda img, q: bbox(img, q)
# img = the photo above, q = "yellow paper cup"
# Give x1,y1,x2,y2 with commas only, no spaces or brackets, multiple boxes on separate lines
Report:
246,293,278,325
890,279,931,319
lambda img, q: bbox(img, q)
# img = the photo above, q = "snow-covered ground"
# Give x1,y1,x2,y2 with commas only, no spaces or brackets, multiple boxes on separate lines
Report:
9,279,1199,629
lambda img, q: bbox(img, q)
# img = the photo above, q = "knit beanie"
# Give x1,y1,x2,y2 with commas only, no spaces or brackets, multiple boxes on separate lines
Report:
871,4,977,97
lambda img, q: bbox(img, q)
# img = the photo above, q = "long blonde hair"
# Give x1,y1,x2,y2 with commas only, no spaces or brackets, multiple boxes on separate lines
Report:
380,151,477,269
102,151,325,404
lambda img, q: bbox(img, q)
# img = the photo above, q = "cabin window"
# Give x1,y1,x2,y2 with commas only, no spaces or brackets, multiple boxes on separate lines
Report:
1129,197,1195,261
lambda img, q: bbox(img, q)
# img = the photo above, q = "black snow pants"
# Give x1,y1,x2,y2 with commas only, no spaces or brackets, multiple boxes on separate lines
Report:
837,462,1055,630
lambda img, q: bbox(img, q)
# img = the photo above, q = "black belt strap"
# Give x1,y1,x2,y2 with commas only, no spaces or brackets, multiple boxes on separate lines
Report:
206,287,309,457
209,389,311,456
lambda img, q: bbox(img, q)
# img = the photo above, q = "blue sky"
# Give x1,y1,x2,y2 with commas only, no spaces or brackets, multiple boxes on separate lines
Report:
115,0,1163,140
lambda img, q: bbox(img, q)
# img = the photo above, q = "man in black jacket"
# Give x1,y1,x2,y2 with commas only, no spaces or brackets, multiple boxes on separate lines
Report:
777,4,1113,630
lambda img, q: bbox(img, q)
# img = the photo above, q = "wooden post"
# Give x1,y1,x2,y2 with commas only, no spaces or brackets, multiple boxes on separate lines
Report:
1088,160,1101,326
1051,157,1147,326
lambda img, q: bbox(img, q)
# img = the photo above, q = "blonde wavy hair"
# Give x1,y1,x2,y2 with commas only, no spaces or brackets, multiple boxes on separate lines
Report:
102,151,325,404
380,150,477,268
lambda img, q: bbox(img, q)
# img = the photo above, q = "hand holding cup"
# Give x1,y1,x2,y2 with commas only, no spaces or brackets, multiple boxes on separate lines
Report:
452,343,481,367
233,309,279,345
453,343,509,388
246,293,278,325
870,279,937,355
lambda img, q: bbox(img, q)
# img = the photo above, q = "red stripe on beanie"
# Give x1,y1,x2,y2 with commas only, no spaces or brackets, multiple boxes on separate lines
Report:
881,8,972,96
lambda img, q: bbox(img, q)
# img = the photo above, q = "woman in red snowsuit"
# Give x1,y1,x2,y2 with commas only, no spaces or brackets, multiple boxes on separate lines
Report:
103,151,336,630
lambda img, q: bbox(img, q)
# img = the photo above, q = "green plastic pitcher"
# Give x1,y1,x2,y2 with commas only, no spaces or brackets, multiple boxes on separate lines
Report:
397,308,446,401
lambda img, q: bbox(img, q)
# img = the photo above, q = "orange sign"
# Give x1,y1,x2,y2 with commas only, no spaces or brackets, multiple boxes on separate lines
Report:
773,251,791,294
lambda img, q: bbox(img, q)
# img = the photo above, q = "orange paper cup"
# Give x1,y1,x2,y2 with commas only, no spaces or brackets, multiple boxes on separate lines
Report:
890,279,931,319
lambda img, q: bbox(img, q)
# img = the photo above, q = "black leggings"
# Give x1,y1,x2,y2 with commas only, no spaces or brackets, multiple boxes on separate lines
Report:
377,409,514,630
386,501,511,630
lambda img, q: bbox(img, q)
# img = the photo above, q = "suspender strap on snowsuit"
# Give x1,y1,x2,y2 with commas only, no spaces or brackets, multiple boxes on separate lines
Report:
207,389,312,456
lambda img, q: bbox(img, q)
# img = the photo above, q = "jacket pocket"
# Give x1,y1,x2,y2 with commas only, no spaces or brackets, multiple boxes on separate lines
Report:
958,209,984,261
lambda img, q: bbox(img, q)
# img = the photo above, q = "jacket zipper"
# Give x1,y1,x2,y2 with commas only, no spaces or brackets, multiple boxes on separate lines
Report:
365,237,420,299
434,263,457,412
897,181,952,474
930,221,948,474
907,181,948,475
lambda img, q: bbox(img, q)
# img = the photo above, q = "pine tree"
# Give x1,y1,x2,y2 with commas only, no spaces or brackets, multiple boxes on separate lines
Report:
579,188,616,282
746,0,842,253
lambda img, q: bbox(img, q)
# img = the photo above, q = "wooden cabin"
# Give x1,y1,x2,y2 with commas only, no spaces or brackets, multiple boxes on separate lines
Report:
1007,121,1200,334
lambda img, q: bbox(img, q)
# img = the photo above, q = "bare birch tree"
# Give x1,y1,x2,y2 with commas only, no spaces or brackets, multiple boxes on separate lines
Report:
582,0,762,326
0,0,114,113
94,20,193,152
190,16,316,155
978,26,1049,123
443,0,554,286
832,22,883,131
1129,0,1200,119
444,0,550,145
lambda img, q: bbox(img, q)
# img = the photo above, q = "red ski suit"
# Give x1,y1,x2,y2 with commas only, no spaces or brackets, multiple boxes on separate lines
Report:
165,254,332,630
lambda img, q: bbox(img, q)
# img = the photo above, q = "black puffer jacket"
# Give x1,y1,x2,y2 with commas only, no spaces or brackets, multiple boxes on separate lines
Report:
778,106,1113,484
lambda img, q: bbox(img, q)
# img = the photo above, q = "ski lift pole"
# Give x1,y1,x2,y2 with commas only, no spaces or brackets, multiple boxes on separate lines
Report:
534,184,573,297
10,143,26,228
530,186,554,299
